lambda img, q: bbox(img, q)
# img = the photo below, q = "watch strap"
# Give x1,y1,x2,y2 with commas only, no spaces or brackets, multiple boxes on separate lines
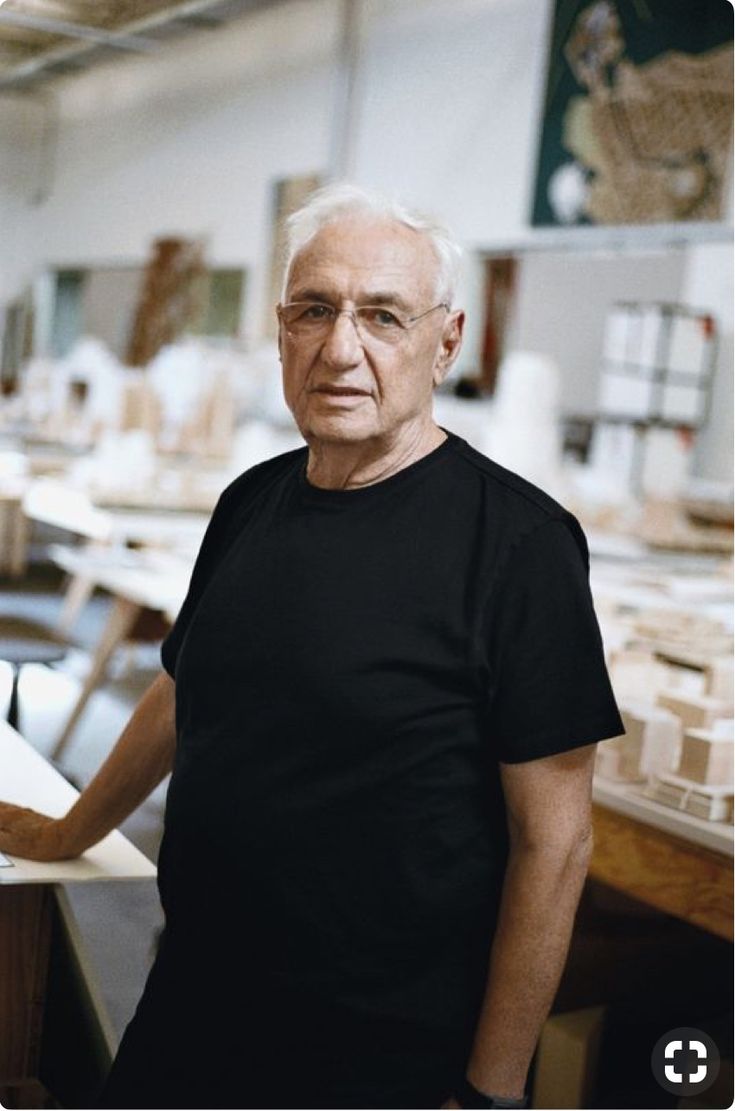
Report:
453,1076,528,1109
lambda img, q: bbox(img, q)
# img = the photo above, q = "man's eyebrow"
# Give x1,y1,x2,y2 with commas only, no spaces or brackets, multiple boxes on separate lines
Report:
286,288,332,304
362,291,412,311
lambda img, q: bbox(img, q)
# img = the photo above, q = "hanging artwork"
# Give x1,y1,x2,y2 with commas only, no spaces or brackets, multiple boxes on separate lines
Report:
125,237,207,367
531,0,733,226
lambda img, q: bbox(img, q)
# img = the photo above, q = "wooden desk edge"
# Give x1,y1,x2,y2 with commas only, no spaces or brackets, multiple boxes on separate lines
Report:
590,801,733,942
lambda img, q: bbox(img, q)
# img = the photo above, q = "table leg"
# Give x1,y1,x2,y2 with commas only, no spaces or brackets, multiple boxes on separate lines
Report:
51,596,141,762
56,574,96,639
8,508,31,581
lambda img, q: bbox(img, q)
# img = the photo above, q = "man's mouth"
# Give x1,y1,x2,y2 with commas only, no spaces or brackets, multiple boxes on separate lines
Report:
311,386,371,397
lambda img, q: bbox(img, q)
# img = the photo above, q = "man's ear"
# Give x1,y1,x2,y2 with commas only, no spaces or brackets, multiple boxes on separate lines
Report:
433,310,465,387
276,314,283,361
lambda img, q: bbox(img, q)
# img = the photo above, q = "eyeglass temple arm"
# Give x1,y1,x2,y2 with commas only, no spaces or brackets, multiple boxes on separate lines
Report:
407,302,451,326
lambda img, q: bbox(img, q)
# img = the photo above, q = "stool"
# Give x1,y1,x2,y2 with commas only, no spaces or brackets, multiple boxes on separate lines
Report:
0,617,69,732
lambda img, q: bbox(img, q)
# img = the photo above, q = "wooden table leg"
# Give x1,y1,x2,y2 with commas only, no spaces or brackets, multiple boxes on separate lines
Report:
56,541,110,637
56,574,96,639
51,596,141,762
0,885,53,1086
8,508,31,581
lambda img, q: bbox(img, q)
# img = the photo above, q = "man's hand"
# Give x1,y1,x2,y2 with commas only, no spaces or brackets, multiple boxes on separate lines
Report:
0,672,176,865
0,802,73,861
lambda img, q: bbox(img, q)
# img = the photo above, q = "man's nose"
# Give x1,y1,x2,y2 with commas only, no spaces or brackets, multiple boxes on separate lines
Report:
320,310,364,368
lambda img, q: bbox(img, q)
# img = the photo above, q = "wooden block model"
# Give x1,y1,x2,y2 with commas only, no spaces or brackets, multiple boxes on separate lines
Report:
621,703,681,780
657,647,733,707
706,656,735,705
119,377,162,438
176,370,235,459
677,727,734,786
637,632,734,658
635,609,726,640
656,691,731,732
633,610,733,657
661,661,707,698
595,736,625,780
608,649,670,702
596,703,680,782
532,1006,606,1111
645,772,733,822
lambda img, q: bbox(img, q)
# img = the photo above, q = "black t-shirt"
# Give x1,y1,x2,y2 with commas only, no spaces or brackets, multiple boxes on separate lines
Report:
157,430,622,1039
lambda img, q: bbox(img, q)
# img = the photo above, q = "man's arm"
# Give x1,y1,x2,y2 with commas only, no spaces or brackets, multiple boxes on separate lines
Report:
0,670,176,861
457,743,596,1103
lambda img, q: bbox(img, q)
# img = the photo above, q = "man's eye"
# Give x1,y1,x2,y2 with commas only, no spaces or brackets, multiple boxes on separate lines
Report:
300,303,332,320
363,307,401,329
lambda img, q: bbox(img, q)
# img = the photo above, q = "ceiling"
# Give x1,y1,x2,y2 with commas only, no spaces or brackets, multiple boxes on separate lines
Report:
0,0,268,91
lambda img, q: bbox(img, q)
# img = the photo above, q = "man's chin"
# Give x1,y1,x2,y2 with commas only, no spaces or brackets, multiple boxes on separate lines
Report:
299,412,377,445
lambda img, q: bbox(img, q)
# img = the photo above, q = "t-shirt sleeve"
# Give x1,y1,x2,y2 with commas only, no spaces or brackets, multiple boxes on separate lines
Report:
160,482,243,679
485,513,623,763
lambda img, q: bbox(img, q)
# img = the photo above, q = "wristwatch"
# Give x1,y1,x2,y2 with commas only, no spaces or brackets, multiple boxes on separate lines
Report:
453,1077,528,1109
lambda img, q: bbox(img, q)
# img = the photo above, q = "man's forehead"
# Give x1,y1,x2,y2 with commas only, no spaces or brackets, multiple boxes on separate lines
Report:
286,216,439,300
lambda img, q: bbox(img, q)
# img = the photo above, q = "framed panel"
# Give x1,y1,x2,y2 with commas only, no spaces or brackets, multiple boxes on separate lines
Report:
532,0,733,228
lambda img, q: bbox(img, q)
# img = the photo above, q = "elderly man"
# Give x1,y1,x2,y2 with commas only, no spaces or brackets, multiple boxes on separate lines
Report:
0,185,622,1110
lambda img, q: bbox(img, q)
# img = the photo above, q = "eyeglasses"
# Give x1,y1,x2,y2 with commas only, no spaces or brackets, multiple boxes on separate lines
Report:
277,300,450,345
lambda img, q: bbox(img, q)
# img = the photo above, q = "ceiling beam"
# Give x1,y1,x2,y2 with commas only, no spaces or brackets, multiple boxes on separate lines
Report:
0,9,158,53
0,0,260,90
172,14,226,28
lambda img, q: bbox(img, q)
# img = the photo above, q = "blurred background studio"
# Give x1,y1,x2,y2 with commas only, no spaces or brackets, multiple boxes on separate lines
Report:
0,1,732,1107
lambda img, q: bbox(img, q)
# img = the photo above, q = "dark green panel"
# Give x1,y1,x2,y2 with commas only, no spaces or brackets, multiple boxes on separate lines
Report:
531,0,733,227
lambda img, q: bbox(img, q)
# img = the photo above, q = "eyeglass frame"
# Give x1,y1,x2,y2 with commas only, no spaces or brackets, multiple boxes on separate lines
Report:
276,299,451,342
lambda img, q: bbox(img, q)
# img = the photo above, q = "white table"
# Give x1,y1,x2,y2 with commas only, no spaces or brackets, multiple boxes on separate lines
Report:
23,478,210,549
22,479,207,637
0,721,155,1104
0,721,156,884
49,545,192,760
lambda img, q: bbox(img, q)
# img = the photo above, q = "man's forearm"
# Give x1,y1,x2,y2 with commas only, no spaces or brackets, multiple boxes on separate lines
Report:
0,671,176,860
463,831,593,1100
59,671,177,855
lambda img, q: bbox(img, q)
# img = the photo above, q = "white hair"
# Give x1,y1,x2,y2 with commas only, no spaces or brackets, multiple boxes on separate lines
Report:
280,182,462,304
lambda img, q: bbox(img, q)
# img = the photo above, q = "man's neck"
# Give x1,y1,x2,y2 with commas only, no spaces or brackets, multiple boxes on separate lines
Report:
305,420,447,490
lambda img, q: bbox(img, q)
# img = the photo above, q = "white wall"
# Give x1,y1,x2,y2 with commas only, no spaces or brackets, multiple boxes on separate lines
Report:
681,243,734,481
355,0,551,242
353,0,553,368
0,95,46,303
